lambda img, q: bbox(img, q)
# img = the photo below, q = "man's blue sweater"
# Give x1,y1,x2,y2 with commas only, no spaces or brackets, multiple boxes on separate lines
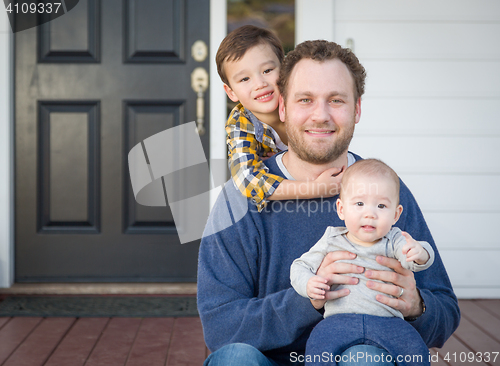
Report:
197,152,460,365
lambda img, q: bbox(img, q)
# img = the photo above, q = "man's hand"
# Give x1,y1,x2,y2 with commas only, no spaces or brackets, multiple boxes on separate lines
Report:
365,256,423,319
310,251,364,309
401,232,430,265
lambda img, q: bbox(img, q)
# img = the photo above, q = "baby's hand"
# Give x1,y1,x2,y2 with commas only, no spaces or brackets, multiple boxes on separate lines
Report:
307,275,330,300
402,232,430,265
313,166,345,197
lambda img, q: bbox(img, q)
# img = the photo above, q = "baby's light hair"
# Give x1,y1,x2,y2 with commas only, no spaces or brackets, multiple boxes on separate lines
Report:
339,159,400,203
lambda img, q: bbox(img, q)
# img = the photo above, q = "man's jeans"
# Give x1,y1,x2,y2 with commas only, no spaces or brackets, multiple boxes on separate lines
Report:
203,342,398,366
203,343,279,366
306,314,430,366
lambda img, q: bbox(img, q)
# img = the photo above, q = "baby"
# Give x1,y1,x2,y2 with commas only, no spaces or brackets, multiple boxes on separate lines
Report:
290,159,434,365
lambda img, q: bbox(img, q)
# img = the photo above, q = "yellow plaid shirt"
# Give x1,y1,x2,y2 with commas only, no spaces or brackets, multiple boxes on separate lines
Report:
226,103,286,212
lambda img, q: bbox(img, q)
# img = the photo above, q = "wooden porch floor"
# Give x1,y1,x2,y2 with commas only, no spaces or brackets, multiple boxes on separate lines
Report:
0,299,497,365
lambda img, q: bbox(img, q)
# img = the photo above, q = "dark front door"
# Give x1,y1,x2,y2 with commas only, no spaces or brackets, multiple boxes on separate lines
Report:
15,0,210,282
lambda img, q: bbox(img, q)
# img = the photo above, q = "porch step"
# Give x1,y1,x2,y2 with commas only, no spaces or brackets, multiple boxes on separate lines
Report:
0,283,197,296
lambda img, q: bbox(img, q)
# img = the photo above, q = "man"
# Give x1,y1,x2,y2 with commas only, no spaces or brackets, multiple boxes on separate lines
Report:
197,40,460,366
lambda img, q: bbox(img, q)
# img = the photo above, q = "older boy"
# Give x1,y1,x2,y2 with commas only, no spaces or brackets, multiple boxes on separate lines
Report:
217,26,342,212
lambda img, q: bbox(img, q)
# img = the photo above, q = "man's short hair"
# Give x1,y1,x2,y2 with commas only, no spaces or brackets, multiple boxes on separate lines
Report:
340,159,400,203
277,40,366,103
216,25,284,87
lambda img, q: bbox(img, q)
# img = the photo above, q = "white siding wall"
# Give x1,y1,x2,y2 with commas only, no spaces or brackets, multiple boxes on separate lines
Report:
298,0,500,298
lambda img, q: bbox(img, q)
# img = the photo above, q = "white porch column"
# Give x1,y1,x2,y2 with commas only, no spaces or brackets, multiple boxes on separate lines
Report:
295,0,335,44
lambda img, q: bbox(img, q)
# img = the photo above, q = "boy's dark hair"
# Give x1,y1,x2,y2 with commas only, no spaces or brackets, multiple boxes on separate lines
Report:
216,25,284,86
277,40,366,103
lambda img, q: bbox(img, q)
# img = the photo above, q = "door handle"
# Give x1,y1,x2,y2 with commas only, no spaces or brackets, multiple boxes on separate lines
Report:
191,67,209,135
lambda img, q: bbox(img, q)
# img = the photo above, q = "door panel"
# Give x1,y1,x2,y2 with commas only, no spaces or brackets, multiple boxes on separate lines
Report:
15,0,210,282
125,0,184,63
124,101,181,233
38,101,100,233
39,0,99,62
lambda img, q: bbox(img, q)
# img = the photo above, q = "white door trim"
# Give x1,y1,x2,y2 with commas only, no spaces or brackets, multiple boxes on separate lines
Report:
209,0,228,207
0,9,14,288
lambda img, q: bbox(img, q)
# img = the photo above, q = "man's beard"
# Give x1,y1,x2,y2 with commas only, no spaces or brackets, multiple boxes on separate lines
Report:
285,118,355,165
